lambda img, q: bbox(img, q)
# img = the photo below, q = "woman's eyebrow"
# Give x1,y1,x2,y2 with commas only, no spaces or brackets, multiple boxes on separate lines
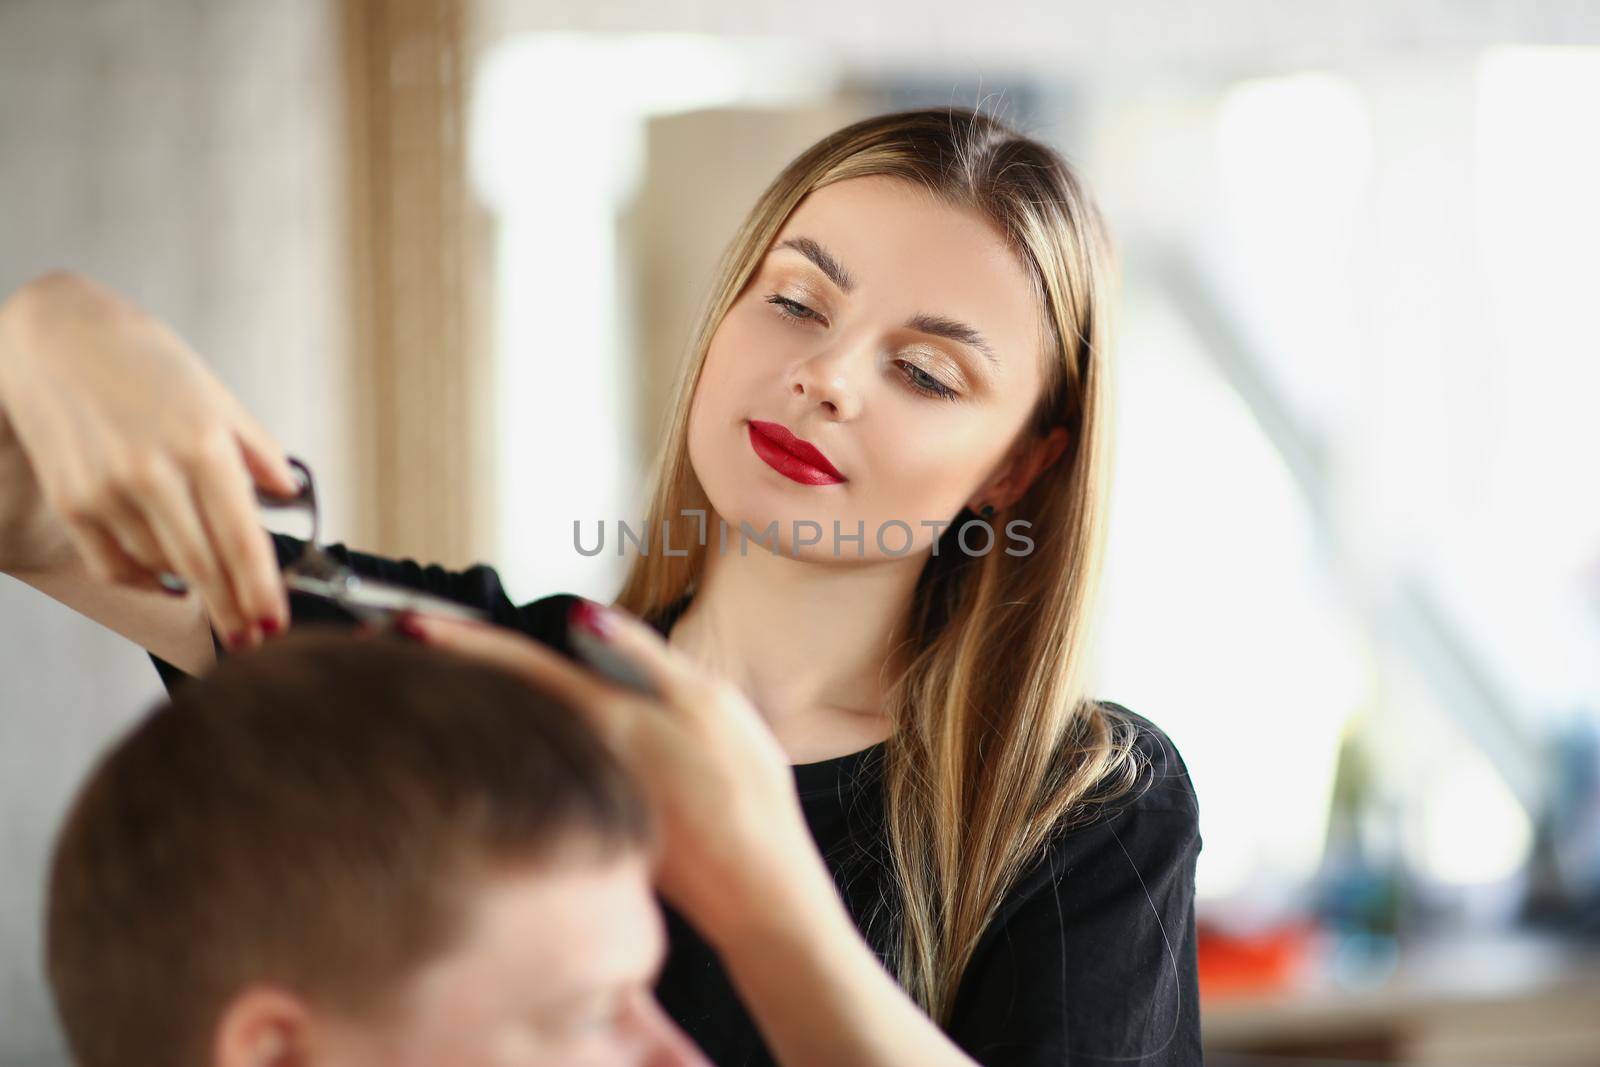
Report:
773,236,1000,368
904,312,999,366
777,236,856,293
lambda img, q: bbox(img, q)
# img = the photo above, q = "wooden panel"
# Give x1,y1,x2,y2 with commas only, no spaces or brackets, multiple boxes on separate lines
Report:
341,0,492,564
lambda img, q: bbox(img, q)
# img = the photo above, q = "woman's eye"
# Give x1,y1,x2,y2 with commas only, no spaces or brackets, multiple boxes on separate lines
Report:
899,362,959,401
764,293,822,324
765,292,958,401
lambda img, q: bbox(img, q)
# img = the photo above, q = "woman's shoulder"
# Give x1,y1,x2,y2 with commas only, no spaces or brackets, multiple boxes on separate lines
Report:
996,700,1202,905
509,590,584,647
959,700,1204,995
1093,699,1200,820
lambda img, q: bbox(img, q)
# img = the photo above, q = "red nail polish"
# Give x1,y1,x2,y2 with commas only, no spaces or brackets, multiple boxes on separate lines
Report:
226,630,248,649
568,598,618,640
394,613,427,642
259,617,282,637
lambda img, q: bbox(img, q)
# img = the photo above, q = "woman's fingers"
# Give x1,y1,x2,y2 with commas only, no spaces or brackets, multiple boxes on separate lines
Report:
61,511,164,589
191,434,288,633
572,600,709,708
228,403,300,500
134,458,250,645
100,488,170,576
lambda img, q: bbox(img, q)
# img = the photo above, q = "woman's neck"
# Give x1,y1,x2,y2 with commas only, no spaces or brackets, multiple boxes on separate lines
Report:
664,542,922,763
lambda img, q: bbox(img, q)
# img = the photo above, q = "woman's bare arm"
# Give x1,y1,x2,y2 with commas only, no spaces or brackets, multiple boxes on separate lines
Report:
7,559,217,676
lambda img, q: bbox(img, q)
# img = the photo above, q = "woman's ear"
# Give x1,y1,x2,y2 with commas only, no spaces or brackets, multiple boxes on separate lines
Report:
982,425,1072,511
213,985,313,1067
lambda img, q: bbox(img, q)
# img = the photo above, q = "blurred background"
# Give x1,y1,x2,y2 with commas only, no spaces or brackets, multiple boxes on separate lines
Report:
3,1,1599,1064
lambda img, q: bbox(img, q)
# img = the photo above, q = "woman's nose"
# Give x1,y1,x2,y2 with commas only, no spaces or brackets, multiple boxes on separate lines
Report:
787,342,866,420
633,993,713,1067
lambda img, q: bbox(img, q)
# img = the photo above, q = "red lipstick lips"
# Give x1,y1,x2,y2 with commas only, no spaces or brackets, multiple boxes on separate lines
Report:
747,419,846,486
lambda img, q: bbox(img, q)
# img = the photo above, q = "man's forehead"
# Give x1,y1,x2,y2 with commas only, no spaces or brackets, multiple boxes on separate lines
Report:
478,857,665,975
402,855,665,1010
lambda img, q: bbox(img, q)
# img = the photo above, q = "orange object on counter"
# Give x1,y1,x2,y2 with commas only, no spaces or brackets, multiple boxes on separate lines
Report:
1197,916,1321,1000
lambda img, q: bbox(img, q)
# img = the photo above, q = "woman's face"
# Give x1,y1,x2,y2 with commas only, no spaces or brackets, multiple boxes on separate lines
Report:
688,174,1066,562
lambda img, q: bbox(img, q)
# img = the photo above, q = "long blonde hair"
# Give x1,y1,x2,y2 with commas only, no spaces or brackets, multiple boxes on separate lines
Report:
613,105,1145,1024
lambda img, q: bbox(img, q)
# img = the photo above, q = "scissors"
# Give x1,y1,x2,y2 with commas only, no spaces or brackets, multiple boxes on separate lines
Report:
157,456,488,629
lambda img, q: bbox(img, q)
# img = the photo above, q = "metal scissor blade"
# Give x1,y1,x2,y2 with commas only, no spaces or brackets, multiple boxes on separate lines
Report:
243,456,490,627
283,571,489,624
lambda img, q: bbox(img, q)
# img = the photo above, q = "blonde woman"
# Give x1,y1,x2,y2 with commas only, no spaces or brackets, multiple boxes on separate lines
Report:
0,107,1202,1066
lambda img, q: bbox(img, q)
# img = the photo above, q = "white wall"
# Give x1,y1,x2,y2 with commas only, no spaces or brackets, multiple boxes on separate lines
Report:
0,1,347,1061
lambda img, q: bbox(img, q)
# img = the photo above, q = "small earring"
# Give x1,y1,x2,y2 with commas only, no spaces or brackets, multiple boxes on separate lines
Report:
979,504,996,519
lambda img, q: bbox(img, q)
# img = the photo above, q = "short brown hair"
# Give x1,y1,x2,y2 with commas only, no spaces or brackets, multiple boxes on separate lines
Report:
45,628,654,1067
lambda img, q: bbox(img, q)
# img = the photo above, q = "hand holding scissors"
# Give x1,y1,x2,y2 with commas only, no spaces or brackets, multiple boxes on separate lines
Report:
161,456,488,634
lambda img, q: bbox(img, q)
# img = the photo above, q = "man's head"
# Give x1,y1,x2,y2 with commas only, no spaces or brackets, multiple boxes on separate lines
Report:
46,628,707,1067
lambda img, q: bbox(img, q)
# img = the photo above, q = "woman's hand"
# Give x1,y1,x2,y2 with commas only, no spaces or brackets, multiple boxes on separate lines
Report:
0,271,300,646
0,395,71,574
404,601,835,944
407,605,985,1067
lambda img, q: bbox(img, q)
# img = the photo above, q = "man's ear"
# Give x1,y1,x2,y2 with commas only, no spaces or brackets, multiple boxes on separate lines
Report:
987,425,1072,511
213,985,313,1067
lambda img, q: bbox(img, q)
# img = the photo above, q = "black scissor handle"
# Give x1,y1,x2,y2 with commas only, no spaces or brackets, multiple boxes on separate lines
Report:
167,453,490,627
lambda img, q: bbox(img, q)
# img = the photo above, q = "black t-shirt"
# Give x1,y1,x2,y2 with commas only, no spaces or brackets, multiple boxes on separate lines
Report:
151,534,1205,1067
